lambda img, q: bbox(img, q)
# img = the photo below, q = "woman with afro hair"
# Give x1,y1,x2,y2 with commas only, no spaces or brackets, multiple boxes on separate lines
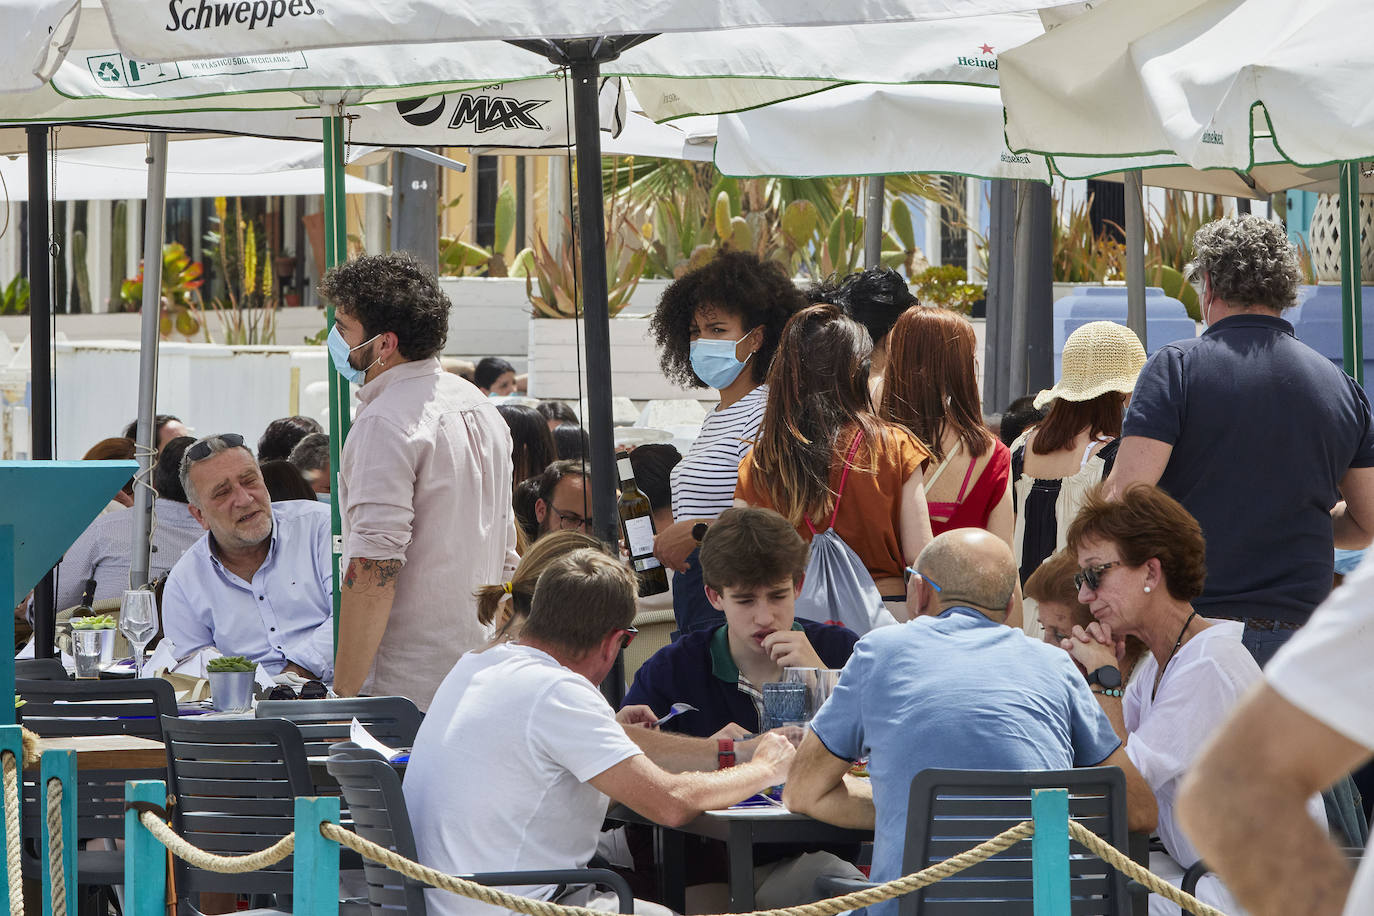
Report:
648,250,806,635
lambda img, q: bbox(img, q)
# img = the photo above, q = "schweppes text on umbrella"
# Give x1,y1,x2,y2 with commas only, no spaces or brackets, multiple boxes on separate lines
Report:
166,0,320,32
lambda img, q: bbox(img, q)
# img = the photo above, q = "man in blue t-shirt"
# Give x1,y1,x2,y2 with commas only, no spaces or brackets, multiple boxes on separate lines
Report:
784,529,1156,916
1107,216,1374,665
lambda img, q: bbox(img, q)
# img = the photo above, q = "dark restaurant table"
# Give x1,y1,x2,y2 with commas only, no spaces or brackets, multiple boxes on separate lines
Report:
609,803,873,913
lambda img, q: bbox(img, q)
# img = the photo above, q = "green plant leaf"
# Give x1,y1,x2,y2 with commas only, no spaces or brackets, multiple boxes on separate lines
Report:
494,181,517,254
890,197,916,251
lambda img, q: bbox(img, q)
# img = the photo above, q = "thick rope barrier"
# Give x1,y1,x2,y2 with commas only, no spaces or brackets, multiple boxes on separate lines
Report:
45,779,67,916
136,810,295,873
124,808,1232,916
2,754,21,916
320,819,1038,916
1067,821,1226,916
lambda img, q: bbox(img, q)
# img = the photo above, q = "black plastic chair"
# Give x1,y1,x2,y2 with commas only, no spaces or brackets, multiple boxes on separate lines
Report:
255,696,423,759
15,657,69,681
325,742,633,916
161,715,317,914
17,678,177,916
817,767,1132,916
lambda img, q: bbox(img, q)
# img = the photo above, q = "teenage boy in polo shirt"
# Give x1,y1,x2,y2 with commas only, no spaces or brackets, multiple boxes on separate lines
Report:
621,507,863,908
623,507,858,739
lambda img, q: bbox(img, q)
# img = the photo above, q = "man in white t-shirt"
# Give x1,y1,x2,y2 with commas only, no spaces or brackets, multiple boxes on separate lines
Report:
1179,551,1374,916
403,548,795,916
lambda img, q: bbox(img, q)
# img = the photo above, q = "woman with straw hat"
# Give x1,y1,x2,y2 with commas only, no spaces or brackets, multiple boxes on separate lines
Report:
1011,321,1146,637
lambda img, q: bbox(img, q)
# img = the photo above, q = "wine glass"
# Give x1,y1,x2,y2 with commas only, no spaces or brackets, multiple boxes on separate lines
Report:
119,590,158,679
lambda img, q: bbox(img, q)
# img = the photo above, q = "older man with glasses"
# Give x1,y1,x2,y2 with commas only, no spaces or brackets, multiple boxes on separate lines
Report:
160,433,334,682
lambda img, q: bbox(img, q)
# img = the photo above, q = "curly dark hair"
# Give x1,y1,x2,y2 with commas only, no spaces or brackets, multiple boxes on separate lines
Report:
320,252,450,360
649,250,807,389
1186,215,1300,311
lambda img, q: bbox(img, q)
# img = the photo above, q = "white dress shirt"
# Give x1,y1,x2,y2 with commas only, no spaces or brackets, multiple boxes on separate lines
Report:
54,500,206,611
161,500,335,680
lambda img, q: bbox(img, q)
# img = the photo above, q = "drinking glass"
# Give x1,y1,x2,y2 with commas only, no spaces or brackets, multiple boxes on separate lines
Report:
72,629,108,679
119,589,159,679
761,682,809,731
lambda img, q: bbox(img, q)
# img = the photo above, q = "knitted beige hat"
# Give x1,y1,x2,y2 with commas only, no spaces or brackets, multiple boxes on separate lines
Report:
1033,321,1147,410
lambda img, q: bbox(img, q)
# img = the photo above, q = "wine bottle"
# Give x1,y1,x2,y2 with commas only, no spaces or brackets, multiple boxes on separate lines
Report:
617,457,669,597
76,579,96,619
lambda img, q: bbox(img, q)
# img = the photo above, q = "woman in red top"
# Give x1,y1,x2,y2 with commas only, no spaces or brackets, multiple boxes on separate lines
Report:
880,306,1013,543
735,304,932,610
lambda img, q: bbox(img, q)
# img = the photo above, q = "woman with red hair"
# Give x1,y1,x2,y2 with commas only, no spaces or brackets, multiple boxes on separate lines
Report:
879,306,1012,544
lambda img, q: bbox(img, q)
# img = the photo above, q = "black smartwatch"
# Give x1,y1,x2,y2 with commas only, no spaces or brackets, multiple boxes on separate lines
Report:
692,522,710,543
1086,665,1123,689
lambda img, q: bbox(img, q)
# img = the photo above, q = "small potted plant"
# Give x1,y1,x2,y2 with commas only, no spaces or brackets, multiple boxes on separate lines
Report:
206,656,256,712
70,615,118,679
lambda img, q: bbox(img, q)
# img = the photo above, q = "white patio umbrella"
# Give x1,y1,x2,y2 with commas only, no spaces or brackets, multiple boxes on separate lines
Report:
0,136,390,198
0,0,83,93
999,0,1373,381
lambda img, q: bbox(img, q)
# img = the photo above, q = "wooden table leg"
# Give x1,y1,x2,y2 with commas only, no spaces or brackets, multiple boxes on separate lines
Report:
726,820,755,912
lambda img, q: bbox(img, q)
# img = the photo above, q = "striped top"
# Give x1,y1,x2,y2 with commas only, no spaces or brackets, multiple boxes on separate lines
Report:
670,385,768,521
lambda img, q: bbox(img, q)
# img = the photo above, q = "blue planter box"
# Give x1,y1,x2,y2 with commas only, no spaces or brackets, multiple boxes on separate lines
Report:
1288,285,1374,397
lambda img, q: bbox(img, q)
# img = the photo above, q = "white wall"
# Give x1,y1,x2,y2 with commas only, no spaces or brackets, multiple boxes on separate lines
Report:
52,341,331,459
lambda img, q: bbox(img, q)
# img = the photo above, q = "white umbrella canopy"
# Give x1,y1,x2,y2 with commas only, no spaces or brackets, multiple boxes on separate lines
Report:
97,0,1089,58
0,136,390,199
999,0,1374,170
0,0,84,93
713,80,1334,198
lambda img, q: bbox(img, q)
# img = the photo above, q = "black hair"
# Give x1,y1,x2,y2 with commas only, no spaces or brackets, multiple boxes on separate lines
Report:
513,476,542,546
123,414,183,441
498,403,558,485
999,396,1045,447
257,415,323,463
153,436,194,504
475,357,516,392
536,400,579,426
552,423,590,462
650,249,807,389
813,268,917,350
535,459,590,506
259,460,318,502
628,444,681,513
319,252,451,360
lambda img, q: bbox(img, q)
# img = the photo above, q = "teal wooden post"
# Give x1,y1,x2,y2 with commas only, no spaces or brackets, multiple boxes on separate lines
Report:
0,724,23,910
125,780,168,916
40,750,76,916
1031,787,1071,915
0,525,13,726
1339,162,1364,385
293,796,341,916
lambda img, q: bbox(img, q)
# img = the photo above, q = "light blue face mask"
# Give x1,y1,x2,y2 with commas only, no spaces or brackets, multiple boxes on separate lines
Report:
327,325,380,385
689,331,757,390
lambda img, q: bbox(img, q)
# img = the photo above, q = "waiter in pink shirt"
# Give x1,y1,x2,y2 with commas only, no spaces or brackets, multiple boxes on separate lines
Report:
322,253,518,710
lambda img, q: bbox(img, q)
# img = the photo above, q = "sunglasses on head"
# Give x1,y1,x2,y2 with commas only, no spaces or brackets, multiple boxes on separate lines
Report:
1073,561,1122,592
186,433,245,463
616,626,638,651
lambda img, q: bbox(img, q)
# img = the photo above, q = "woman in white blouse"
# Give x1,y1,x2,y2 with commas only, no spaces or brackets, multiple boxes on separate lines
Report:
1061,483,1327,916
648,250,807,635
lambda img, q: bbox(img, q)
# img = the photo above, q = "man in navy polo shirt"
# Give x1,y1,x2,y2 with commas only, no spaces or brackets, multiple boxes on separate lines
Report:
784,529,1154,916
624,506,858,741
1107,215,1374,665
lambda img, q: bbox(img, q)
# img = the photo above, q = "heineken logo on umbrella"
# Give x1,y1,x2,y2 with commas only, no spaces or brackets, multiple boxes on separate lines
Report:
396,93,550,133
1201,129,1224,145
958,43,998,70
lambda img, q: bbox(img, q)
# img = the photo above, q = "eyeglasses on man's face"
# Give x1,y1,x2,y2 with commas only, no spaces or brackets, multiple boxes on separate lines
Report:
554,509,594,532
1074,561,1123,592
903,566,942,592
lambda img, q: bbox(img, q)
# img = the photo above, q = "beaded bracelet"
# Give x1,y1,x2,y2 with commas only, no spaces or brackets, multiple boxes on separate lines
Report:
1093,687,1125,698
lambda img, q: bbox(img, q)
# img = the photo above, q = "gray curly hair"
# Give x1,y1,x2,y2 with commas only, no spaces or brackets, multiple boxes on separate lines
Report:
1185,215,1301,312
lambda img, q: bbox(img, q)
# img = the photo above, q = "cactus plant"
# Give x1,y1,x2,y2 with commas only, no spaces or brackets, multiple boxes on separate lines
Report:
110,201,127,311
72,230,91,313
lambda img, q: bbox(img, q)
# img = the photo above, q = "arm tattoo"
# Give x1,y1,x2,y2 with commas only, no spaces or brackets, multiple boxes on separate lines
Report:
344,558,404,593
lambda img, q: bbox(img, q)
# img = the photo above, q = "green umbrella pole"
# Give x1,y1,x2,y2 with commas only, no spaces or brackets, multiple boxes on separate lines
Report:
1339,162,1364,384
322,109,350,652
